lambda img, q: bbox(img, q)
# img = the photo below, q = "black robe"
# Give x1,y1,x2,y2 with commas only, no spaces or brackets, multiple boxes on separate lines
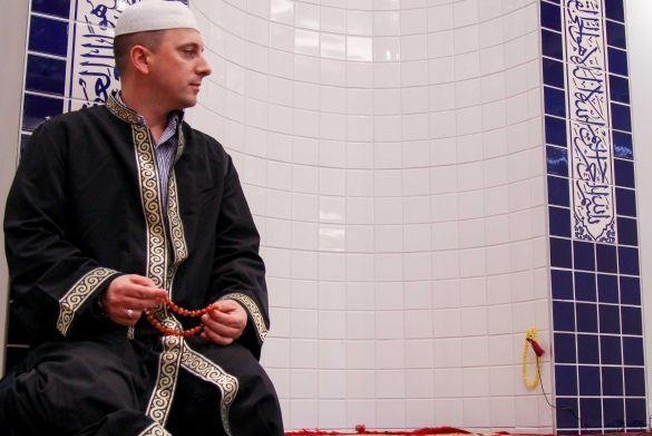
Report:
1,95,283,435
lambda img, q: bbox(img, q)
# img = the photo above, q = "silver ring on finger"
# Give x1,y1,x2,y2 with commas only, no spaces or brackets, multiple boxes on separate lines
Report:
127,308,134,319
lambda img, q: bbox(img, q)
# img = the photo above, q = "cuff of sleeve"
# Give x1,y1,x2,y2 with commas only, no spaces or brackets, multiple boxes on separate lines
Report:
57,267,120,337
219,292,268,344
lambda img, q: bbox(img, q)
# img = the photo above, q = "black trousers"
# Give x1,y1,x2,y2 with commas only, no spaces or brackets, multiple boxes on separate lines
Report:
0,333,283,435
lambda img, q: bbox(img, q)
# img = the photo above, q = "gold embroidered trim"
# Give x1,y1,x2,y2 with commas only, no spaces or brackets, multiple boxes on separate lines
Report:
182,343,239,436
138,422,172,436
220,292,268,343
133,121,179,425
133,124,168,289
106,93,142,125
132,117,193,428
166,173,188,268
150,308,184,332
160,173,188,314
57,267,116,337
146,335,183,426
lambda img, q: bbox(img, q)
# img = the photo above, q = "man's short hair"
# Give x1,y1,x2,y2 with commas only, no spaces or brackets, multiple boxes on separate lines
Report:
113,31,165,75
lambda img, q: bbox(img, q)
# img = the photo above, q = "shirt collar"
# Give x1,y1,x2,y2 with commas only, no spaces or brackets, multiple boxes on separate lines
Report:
111,90,184,131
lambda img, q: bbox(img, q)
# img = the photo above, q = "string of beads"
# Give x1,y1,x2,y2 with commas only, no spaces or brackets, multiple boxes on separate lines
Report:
144,296,216,337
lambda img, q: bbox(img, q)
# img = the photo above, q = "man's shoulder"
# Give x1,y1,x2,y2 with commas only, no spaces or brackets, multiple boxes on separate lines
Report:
37,105,110,131
182,122,227,153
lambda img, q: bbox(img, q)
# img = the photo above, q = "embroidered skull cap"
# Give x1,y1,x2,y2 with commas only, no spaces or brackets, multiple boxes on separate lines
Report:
115,0,200,37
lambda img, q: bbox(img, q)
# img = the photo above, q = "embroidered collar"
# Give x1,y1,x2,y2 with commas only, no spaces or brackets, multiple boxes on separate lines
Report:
107,90,184,129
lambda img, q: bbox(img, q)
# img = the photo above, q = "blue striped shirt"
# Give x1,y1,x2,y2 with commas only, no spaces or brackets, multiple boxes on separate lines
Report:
114,93,182,210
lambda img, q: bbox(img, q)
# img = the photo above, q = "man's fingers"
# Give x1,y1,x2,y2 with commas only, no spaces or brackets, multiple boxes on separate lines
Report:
121,297,161,311
201,329,234,346
201,307,246,345
212,313,244,329
125,274,157,287
200,321,240,345
103,305,141,327
108,280,167,302
203,316,240,335
110,275,167,297
124,308,142,322
124,284,168,301
103,275,167,327
211,300,239,313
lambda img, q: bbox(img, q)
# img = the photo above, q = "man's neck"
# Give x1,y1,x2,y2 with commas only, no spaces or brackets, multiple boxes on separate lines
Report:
120,88,169,140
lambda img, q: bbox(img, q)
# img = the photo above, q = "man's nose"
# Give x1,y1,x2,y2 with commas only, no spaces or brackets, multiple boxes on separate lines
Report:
198,54,212,77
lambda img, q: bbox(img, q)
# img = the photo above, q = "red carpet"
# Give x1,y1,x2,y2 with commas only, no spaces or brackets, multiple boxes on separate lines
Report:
287,426,509,435
286,428,646,436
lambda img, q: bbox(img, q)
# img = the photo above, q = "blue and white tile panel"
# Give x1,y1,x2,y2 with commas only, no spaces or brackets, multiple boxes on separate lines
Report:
541,0,646,432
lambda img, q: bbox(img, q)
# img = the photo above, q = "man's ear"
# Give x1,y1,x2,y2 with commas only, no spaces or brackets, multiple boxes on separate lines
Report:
129,45,151,75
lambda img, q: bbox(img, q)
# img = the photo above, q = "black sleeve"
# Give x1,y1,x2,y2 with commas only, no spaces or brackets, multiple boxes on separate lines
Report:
208,152,270,359
4,120,121,343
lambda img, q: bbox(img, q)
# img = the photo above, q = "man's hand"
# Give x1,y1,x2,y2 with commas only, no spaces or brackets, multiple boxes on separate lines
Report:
101,274,168,326
200,300,247,345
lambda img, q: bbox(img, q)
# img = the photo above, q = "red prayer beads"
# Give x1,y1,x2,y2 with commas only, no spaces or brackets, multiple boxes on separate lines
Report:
144,296,216,337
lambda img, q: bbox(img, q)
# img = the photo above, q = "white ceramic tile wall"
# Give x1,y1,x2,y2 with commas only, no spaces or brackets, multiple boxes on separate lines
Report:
188,0,549,431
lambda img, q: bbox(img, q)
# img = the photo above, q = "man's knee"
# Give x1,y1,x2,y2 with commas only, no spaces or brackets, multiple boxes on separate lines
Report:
229,360,284,434
0,368,52,435
184,344,284,434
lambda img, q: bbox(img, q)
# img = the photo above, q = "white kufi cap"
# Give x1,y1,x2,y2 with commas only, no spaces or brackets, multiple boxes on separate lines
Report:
115,1,200,37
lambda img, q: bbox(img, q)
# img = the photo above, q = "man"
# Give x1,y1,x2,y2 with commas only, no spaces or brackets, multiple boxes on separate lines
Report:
0,1,283,434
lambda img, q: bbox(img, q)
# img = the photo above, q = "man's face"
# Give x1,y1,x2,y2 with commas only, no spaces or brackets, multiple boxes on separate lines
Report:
148,28,212,110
